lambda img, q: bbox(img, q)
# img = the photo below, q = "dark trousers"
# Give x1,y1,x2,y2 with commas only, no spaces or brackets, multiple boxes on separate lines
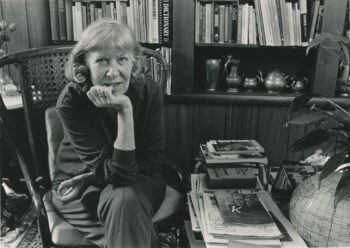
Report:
52,173,166,248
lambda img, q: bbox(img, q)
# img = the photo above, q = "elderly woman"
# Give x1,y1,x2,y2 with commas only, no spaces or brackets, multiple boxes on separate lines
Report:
52,19,166,248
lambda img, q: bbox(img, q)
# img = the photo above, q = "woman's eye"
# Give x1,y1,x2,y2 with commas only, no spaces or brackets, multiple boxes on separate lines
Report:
118,57,129,64
96,58,108,64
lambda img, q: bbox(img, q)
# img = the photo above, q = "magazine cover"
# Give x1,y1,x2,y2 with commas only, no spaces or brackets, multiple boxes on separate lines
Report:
214,191,274,225
207,140,265,154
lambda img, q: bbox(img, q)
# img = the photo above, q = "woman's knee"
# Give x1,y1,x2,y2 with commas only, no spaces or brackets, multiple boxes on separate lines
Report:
97,185,140,219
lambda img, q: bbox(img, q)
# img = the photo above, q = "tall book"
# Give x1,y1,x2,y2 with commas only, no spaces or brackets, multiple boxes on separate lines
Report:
254,0,265,45
219,5,225,43
299,0,308,46
57,0,67,40
65,0,73,41
162,0,172,43
241,3,249,45
275,0,284,45
49,0,60,41
286,2,294,46
279,0,290,46
213,4,220,43
224,5,229,43
231,0,239,43
308,0,320,42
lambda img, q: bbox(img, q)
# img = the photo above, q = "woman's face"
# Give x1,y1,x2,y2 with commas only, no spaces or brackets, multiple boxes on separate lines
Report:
85,48,133,95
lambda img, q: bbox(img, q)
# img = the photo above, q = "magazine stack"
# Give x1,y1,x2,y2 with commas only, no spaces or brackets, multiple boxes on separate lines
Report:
186,174,308,248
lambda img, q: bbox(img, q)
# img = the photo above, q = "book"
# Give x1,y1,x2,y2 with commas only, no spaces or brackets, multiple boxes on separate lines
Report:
49,0,60,41
162,0,171,43
213,4,220,42
65,0,73,41
299,0,308,46
57,0,67,40
206,139,264,155
206,167,257,189
213,190,276,226
308,0,320,42
271,160,322,199
200,144,268,165
231,0,239,43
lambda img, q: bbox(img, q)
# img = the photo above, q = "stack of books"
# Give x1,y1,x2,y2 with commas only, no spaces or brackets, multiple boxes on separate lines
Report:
200,140,268,165
198,140,268,190
186,174,308,248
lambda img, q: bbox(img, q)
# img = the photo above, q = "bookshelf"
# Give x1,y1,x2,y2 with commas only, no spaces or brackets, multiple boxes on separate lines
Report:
172,0,349,97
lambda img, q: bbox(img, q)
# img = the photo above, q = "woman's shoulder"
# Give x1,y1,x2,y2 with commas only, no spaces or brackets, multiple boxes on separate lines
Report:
56,81,87,108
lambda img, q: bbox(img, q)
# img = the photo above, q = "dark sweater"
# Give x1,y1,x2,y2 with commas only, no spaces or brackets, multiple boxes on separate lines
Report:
53,78,165,189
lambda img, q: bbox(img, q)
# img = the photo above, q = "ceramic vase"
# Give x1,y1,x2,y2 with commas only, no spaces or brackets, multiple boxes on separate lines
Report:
205,59,221,91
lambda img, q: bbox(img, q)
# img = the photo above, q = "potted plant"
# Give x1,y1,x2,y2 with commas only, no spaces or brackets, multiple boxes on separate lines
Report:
283,93,350,247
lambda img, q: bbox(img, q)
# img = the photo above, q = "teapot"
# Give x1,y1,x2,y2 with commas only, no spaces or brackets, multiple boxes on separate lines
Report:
288,77,308,93
242,71,263,92
264,70,290,93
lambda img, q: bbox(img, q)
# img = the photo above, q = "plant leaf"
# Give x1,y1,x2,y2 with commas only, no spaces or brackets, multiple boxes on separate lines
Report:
334,170,350,206
322,45,347,62
319,151,347,188
291,129,332,151
288,93,321,117
284,111,327,127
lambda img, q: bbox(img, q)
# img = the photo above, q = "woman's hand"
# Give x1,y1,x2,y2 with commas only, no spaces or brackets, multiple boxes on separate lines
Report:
56,173,90,203
87,85,132,112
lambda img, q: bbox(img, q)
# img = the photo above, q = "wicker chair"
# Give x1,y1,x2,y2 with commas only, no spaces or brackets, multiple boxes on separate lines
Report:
0,45,185,248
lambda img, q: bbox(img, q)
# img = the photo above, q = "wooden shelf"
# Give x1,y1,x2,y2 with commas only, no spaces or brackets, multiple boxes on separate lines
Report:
164,92,350,107
195,43,307,50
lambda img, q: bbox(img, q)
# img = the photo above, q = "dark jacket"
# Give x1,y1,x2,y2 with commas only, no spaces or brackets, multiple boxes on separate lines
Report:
52,78,164,189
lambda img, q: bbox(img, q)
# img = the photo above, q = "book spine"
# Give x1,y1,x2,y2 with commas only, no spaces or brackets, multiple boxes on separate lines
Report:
279,0,289,46
241,3,248,45
308,0,320,42
101,1,107,18
195,0,200,43
158,0,163,43
231,0,239,43
299,0,308,46
57,0,67,40
65,0,73,41
49,0,60,41
219,5,225,43
81,3,87,30
227,4,232,43
90,3,95,22
275,0,284,45
224,5,229,43
72,5,77,41
75,2,83,41
254,0,265,45
213,4,220,43
162,0,171,43
86,2,91,25
237,4,242,44
286,2,294,46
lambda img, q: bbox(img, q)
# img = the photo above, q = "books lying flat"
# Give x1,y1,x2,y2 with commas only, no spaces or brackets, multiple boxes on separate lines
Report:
214,190,274,226
200,144,268,165
206,167,257,189
207,140,265,155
